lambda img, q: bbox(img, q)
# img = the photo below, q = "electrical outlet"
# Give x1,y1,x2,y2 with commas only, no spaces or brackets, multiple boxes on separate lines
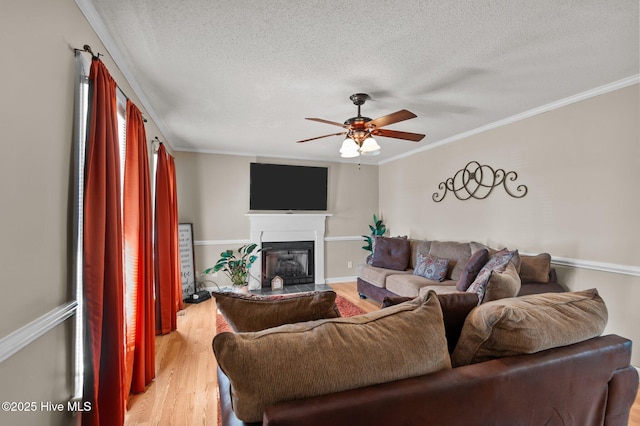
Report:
347,261,353,269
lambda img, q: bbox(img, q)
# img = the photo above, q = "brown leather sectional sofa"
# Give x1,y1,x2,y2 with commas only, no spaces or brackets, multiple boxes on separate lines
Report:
216,291,638,426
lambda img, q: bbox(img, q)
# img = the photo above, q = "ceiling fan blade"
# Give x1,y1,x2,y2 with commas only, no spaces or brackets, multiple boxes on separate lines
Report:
297,132,347,143
306,117,349,128
372,128,425,142
367,109,417,128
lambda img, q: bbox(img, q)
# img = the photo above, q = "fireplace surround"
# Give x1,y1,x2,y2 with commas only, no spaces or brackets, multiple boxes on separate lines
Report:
247,214,330,290
261,240,314,287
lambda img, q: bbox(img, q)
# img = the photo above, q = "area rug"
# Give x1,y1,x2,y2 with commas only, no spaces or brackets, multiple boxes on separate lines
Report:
215,294,366,334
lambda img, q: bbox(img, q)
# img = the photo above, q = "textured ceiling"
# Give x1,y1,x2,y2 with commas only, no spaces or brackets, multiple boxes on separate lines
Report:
82,0,639,164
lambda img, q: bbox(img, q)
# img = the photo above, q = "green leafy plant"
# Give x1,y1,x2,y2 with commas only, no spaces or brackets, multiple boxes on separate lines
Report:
204,243,262,287
362,214,386,252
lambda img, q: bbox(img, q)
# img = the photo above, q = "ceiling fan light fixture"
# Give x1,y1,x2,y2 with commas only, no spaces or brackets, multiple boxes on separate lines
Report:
340,150,360,158
359,136,381,153
360,149,380,156
340,138,360,157
298,93,424,161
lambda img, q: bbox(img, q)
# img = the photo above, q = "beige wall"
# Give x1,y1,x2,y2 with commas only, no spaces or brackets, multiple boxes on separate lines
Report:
174,152,377,285
0,0,166,424
379,84,640,365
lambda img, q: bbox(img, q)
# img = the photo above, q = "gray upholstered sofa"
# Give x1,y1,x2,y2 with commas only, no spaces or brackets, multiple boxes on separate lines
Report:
357,238,565,304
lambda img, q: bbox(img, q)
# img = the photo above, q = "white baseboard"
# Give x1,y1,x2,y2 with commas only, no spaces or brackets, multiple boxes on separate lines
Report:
325,276,357,284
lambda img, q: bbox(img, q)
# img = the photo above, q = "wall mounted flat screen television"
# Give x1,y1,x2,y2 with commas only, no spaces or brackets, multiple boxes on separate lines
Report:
250,163,328,211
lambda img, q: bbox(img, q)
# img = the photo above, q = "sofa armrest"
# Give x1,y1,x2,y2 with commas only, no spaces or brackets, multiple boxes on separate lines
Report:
217,367,261,426
263,335,637,426
518,268,566,296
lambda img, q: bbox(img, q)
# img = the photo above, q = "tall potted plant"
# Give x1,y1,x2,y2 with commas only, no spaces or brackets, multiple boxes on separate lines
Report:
204,243,262,288
362,214,386,252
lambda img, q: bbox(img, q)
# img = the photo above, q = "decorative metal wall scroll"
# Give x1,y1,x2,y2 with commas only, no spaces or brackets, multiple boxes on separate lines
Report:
432,161,528,202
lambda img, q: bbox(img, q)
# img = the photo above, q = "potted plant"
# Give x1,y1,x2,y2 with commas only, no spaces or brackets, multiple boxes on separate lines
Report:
204,243,262,289
362,214,386,253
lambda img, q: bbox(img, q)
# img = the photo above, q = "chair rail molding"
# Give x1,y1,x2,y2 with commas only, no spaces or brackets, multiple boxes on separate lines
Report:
0,301,77,364
550,256,640,277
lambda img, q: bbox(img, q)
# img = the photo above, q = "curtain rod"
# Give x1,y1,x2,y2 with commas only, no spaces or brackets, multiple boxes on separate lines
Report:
74,44,147,122
152,136,163,154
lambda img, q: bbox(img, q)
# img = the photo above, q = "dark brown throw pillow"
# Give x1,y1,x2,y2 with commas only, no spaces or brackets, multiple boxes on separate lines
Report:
370,236,411,271
214,290,340,332
456,248,490,291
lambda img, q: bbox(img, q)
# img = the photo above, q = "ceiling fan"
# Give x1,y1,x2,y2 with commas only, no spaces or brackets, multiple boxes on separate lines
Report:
297,93,425,158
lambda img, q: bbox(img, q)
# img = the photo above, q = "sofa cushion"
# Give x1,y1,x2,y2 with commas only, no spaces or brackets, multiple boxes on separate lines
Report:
519,253,552,283
413,253,449,281
417,284,461,297
387,274,455,298
213,290,340,332
356,263,413,288
451,288,608,366
214,291,451,422
456,248,490,291
370,236,411,271
429,241,472,281
482,261,521,303
381,293,480,354
466,249,517,302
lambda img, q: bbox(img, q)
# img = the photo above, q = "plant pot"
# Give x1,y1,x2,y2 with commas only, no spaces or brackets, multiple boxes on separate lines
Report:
232,285,250,294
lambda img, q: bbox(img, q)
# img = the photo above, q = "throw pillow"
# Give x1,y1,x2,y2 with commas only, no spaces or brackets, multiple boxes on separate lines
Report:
214,291,451,422
466,248,517,303
481,261,521,303
213,290,340,332
370,236,411,271
519,253,552,283
428,241,473,281
456,248,490,291
413,253,449,281
451,288,607,367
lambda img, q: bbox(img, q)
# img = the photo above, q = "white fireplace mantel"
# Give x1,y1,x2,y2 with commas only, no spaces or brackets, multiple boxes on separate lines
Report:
247,213,331,289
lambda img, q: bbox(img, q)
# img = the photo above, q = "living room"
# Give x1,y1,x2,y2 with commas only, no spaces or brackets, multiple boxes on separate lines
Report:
1,0,638,425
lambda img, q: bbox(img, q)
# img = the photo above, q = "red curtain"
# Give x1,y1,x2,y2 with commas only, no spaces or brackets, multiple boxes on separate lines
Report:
155,144,183,334
83,58,125,425
123,100,156,395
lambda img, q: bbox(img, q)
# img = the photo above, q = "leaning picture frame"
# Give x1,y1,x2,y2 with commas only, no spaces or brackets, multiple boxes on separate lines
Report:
178,223,196,300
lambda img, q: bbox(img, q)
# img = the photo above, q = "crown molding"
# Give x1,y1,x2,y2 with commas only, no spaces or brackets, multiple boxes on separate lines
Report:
74,0,174,150
380,74,640,165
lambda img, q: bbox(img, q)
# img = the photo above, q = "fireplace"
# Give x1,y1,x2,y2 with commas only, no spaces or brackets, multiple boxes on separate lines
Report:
247,213,330,290
261,241,314,287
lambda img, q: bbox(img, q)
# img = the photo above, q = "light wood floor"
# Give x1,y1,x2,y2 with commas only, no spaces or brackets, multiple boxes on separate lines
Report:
631,389,640,426
124,282,640,426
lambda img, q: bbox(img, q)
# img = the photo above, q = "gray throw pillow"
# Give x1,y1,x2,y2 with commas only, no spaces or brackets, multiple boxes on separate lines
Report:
414,253,449,281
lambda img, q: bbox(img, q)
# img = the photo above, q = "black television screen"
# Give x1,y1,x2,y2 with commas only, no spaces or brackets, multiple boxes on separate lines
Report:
250,163,328,211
